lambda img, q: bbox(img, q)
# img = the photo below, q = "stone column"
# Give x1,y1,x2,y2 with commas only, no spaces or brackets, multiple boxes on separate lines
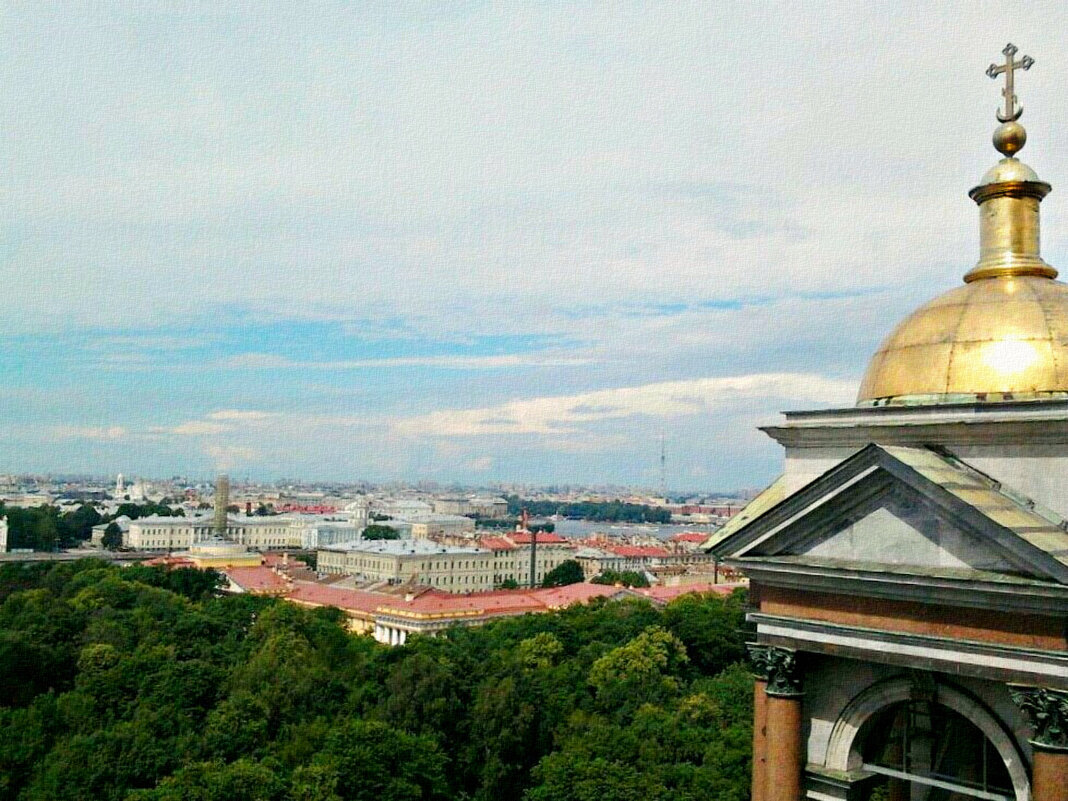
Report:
764,647,805,801
1010,685,1068,801
748,644,772,801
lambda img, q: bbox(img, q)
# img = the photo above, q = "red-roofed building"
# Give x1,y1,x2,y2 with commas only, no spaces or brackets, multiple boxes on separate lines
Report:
636,582,744,604
573,543,717,580
224,566,291,596
604,544,672,558
669,532,714,551
507,531,568,545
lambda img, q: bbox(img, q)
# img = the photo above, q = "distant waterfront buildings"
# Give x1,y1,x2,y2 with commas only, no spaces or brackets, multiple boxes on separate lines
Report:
317,531,576,591
113,513,363,552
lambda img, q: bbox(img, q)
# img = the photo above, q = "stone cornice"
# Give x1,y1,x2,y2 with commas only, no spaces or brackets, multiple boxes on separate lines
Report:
763,419,1068,449
732,559,1068,614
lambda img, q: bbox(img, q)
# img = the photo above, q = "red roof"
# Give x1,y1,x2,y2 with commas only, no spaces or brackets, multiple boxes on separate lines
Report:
509,531,568,545
478,536,516,551
225,566,290,594
286,582,386,615
279,577,740,628
669,532,709,544
396,588,546,617
637,582,743,603
533,583,631,608
604,545,671,558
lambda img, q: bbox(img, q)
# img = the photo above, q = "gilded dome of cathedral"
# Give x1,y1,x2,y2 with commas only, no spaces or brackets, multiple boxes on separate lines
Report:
857,45,1068,407
857,275,1068,405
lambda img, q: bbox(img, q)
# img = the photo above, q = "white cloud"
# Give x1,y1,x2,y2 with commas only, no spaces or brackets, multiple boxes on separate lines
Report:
206,410,281,422
395,373,856,438
205,445,260,472
215,353,590,370
169,421,229,437
48,425,127,441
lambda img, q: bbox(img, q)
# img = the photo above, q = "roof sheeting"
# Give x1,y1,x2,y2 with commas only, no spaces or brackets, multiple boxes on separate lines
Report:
702,475,787,551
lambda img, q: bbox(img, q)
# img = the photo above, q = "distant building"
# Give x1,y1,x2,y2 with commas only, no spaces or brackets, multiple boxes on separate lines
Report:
407,514,476,540
318,539,495,591
572,543,716,580
317,534,575,592
0,517,7,552
122,513,362,552
432,496,509,518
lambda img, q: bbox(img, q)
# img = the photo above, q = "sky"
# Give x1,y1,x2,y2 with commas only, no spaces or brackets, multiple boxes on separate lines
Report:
3,2,1068,490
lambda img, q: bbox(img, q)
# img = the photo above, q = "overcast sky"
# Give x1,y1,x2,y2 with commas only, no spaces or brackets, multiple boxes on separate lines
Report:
3,2,1068,490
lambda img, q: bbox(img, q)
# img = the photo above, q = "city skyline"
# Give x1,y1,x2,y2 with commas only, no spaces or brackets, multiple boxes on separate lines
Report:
5,4,1068,487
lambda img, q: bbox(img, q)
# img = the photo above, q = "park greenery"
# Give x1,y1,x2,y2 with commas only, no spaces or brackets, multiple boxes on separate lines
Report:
504,496,672,524
361,524,402,540
540,559,584,587
2,502,188,552
0,559,752,801
592,570,652,588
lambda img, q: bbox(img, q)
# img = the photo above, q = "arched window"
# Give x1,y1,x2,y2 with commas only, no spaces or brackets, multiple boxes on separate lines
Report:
859,700,1014,800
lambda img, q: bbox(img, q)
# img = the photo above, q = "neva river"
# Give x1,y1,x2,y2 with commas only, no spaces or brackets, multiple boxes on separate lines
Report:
551,519,717,542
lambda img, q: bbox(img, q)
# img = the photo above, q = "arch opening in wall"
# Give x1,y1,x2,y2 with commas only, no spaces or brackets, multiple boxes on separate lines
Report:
823,677,1030,801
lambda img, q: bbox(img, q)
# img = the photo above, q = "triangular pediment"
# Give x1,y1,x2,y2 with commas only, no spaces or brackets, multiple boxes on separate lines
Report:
711,444,1068,584
779,490,1017,573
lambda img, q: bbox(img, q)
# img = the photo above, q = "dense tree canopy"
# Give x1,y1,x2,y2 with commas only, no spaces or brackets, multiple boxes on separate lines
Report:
541,560,584,587
0,559,752,801
591,570,651,588
504,496,671,524
361,525,401,540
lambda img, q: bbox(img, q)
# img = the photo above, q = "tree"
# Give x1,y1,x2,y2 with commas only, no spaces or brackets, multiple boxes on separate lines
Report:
101,523,122,550
541,560,583,588
587,626,688,714
293,720,448,801
362,525,400,541
58,506,102,546
32,514,58,553
591,570,649,588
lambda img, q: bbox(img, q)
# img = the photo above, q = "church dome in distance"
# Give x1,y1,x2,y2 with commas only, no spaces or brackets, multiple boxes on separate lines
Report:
857,45,1068,406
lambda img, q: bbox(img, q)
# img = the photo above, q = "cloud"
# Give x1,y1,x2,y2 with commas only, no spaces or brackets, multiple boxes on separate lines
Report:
395,373,856,438
206,410,281,422
169,421,230,437
467,456,494,472
215,353,590,370
205,445,260,472
48,425,127,441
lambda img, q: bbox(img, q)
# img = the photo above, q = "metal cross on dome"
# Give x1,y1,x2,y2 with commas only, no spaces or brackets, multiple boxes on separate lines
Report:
987,43,1034,123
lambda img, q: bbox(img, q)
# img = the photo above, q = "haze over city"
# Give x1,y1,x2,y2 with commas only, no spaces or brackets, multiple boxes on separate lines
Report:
5,3,1068,487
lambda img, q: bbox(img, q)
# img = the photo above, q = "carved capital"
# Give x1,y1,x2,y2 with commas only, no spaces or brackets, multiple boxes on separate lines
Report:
765,646,804,697
1009,685,1068,751
747,643,773,680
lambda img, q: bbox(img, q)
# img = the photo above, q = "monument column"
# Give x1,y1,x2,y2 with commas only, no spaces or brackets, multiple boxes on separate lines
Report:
764,647,805,801
747,644,772,801
1011,686,1068,801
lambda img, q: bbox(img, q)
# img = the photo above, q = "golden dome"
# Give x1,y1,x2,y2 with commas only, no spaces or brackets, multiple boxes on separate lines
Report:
857,276,1068,405
858,47,1068,407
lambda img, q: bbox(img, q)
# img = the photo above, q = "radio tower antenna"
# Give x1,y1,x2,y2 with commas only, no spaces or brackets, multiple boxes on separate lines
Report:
660,433,666,498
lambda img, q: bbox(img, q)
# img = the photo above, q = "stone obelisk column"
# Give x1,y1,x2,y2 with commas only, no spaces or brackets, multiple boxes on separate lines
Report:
1011,686,1068,801
764,647,804,801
